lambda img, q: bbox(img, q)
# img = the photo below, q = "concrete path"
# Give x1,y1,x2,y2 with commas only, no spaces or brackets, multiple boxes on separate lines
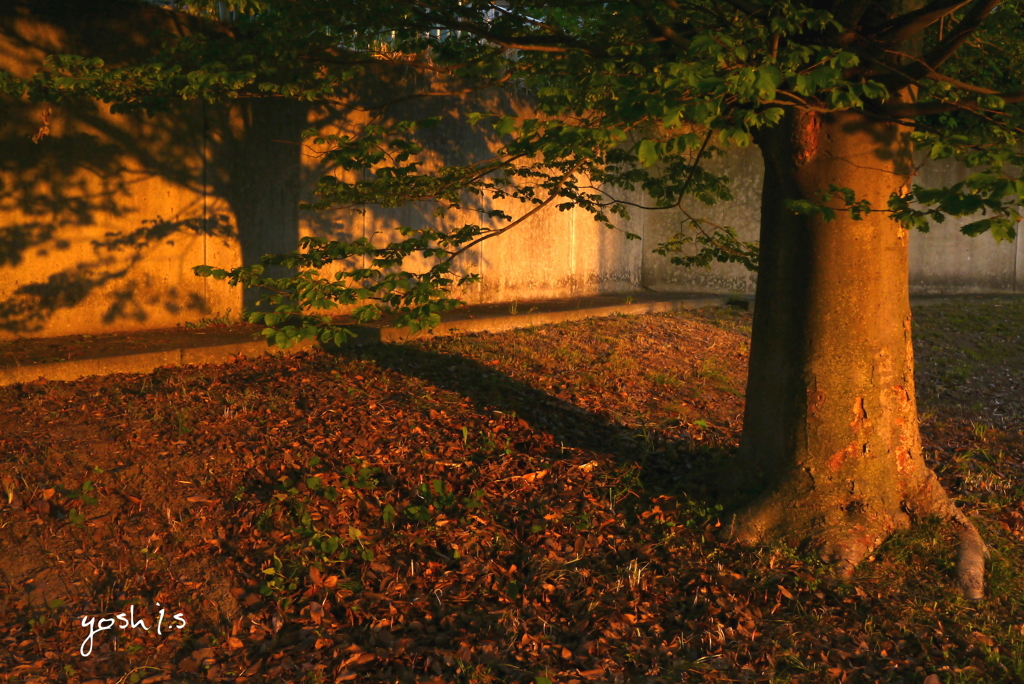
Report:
0,292,735,386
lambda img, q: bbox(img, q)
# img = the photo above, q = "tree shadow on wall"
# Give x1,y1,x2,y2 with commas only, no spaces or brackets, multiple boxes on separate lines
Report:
1,90,212,332
0,0,547,335
0,2,313,334
0,212,239,330
0,97,337,334
0,88,511,336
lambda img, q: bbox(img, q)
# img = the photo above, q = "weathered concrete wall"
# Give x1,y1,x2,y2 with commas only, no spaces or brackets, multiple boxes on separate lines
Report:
639,144,763,296
0,3,650,341
0,98,235,337
0,0,240,340
294,73,644,309
908,158,1020,294
1,1,1020,341
638,148,1022,297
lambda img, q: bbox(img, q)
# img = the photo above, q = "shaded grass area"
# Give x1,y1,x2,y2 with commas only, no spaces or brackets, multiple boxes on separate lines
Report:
0,300,1022,683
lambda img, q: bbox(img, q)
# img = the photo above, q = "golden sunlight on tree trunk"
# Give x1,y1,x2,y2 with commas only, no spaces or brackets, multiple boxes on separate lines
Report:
727,106,987,597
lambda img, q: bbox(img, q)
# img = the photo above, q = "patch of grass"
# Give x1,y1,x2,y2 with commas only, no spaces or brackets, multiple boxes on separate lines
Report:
647,371,683,388
183,310,239,329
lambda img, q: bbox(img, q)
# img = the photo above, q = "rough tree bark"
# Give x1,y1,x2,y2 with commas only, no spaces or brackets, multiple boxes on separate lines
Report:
725,105,987,597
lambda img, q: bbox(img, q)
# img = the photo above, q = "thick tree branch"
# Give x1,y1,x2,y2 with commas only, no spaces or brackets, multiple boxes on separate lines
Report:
883,91,1024,117
913,0,1000,71
921,70,1023,98
869,0,973,44
643,20,690,52
831,0,875,30
626,0,699,52
869,49,1023,99
866,50,1024,119
406,3,597,55
717,0,763,16
871,0,1002,92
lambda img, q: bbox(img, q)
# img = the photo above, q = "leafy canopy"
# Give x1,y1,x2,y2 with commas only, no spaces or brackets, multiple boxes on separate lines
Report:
4,0,1023,346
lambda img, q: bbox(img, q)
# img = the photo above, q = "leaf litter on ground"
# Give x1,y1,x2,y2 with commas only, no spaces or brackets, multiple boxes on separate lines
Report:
0,298,1022,683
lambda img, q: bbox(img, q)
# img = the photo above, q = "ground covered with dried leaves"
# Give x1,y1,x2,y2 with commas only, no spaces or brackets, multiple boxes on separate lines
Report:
1,297,1022,684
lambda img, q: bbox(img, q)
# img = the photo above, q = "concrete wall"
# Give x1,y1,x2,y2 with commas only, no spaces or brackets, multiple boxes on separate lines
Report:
909,158,1021,294
298,86,646,308
637,148,1023,297
639,144,763,295
1,1,1020,341
0,1,239,340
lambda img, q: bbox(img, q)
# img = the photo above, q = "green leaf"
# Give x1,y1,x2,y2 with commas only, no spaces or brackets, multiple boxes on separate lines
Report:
859,80,888,100
662,106,683,129
495,116,516,135
753,65,782,100
637,140,659,167
761,107,784,125
931,141,954,160
961,217,1017,241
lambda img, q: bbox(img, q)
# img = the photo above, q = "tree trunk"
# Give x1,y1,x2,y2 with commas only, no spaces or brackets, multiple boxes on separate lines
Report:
727,107,986,597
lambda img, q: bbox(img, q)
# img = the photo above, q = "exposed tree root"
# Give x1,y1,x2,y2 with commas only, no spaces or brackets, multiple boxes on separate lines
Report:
906,469,989,600
955,519,988,600
723,466,987,598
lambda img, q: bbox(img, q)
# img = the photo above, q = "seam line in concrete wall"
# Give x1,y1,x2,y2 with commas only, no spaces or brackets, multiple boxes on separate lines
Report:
202,99,209,303
1015,232,1021,293
570,191,577,292
640,190,647,289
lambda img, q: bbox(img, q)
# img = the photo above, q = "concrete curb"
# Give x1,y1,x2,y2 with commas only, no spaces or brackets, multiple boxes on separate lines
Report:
0,294,729,386
0,340,316,386
377,295,729,341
